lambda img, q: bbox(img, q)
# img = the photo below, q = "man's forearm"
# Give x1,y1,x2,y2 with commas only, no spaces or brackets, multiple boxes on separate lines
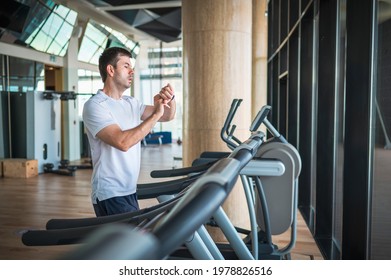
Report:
160,100,176,122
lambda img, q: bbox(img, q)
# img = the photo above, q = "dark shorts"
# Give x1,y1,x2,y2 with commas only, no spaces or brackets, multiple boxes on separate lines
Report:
93,193,140,217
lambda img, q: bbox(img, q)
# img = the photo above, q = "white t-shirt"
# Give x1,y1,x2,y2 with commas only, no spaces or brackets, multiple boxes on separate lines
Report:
82,90,146,203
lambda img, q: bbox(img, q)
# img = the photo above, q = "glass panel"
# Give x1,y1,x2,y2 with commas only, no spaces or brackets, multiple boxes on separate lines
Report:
9,56,35,77
77,70,103,117
333,0,347,258
66,10,77,25
139,47,182,141
78,20,139,65
133,45,140,55
89,52,101,66
36,62,45,91
371,0,391,259
55,5,71,19
1,0,77,57
86,24,107,46
47,40,63,55
78,37,99,62
58,42,69,57
27,6,76,56
1,56,44,92
78,22,107,64
41,14,63,35
58,21,73,39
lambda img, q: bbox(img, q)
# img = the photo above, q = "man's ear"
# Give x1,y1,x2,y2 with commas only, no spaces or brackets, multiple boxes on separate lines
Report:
106,64,114,77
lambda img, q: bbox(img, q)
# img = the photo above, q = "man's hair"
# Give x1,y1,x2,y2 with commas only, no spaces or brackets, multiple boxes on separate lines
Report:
98,47,132,82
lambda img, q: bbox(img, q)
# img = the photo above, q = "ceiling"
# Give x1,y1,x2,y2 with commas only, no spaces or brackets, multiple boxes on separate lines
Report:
65,0,391,44
58,0,182,44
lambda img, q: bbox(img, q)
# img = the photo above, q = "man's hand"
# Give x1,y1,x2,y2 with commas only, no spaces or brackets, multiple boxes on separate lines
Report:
153,98,165,118
154,83,175,108
144,83,175,122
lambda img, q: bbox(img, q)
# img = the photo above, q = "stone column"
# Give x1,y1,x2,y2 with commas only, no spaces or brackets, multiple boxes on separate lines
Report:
252,0,268,121
182,0,252,241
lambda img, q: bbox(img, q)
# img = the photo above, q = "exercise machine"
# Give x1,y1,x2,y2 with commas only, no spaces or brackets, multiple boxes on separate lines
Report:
63,131,265,259
150,99,301,260
22,100,301,261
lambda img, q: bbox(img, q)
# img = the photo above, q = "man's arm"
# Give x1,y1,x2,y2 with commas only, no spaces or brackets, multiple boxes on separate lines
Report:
142,83,176,122
96,100,165,152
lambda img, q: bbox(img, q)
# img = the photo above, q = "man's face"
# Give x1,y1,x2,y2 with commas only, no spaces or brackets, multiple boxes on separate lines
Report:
113,55,135,88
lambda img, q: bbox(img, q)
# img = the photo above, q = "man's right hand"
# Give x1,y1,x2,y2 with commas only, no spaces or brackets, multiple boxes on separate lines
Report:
153,98,165,118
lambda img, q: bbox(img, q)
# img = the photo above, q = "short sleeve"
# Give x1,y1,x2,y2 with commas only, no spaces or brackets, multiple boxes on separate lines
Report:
82,98,116,138
139,101,146,117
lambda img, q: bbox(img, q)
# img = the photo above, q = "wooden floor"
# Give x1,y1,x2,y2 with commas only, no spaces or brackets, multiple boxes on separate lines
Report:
0,143,323,260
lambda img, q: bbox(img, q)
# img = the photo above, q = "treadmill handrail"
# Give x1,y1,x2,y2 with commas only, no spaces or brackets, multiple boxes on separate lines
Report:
152,132,264,258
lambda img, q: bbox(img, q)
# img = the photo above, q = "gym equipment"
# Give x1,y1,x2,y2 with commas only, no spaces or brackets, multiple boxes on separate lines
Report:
150,99,301,260
42,91,77,101
21,100,301,261
63,131,265,260
218,103,300,259
6,91,62,173
43,162,77,176
21,101,257,251
21,174,203,244
62,224,159,260
59,159,93,170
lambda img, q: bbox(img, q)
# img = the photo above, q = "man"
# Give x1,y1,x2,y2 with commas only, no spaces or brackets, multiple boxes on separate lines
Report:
82,47,176,217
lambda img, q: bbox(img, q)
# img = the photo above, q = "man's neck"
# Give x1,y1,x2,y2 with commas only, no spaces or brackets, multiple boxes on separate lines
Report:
102,85,123,100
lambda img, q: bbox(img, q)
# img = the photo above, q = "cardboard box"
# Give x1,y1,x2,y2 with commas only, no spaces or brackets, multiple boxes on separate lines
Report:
2,159,38,178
